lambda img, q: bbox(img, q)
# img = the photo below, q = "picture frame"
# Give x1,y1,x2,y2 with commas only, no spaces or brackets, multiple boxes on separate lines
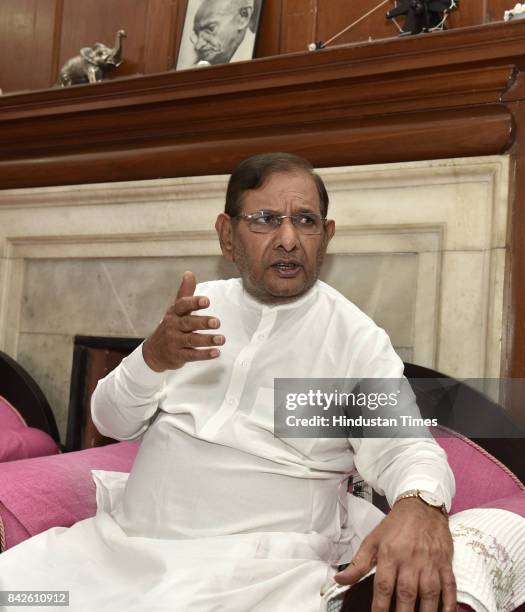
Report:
176,0,263,70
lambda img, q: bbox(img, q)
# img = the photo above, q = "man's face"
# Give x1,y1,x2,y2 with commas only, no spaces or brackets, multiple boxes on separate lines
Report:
216,171,335,304
191,0,253,64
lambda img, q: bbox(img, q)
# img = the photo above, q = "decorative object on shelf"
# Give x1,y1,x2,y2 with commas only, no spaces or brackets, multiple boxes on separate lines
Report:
59,30,126,86
386,0,459,36
307,41,326,51
505,3,525,21
308,0,459,51
176,0,263,70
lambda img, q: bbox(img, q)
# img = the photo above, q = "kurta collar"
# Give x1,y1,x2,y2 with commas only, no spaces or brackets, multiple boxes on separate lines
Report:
240,280,320,312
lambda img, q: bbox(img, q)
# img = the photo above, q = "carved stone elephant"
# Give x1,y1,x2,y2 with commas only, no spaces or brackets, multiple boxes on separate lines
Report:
59,30,126,86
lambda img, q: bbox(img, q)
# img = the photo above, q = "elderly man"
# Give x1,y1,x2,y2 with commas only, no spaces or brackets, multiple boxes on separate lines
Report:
93,152,456,610
0,153,456,612
190,0,256,65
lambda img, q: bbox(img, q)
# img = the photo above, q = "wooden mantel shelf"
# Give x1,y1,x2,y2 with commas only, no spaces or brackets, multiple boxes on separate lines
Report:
0,20,524,190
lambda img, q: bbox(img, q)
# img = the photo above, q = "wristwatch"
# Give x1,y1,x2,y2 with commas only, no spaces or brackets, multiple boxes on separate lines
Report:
394,489,448,517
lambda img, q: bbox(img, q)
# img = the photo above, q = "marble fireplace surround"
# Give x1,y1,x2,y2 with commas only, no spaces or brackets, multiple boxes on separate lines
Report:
0,156,509,440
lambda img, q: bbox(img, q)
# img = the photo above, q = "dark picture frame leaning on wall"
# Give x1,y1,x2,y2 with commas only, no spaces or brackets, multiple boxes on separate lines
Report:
176,0,263,69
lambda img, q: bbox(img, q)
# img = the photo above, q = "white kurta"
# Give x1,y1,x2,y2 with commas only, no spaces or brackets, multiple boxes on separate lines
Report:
0,279,455,611
92,279,454,540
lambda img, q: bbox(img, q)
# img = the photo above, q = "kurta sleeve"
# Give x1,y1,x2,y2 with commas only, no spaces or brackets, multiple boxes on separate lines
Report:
347,327,456,510
91,343,168,441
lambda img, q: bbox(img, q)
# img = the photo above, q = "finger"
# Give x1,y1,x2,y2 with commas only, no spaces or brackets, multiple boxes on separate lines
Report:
392,568,419,612
418,568,441,612
334,539,378,585
371,561,397,612
180,347,221,362
171,295,210,316
439,566,457,612
176,271,197,301
182,332,225,349
178,315,221,333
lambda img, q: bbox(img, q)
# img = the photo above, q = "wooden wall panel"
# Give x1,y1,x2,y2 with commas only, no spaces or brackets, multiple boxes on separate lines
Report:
0,0,58,92
317,0,398,47
254,0,283,58
143,0,180,73
280,0,317,54
485,0,510,23
447,0,485,30
0,0,511,94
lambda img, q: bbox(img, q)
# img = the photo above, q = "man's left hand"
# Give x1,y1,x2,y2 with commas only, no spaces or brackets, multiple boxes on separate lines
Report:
334,498,456,611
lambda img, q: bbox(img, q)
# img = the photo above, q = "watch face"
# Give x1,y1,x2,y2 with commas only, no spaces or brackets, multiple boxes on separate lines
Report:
418,491,442,507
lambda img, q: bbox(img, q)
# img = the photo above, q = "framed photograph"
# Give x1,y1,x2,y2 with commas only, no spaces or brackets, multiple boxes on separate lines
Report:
176,0,263,70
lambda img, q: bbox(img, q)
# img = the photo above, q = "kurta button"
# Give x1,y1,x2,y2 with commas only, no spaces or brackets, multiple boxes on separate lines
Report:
241,360,249,368
227,397,236,406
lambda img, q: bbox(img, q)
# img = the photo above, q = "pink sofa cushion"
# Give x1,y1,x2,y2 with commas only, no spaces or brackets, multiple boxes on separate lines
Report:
0,395,26,430
435,429,524,514
0,428,60,463
0,441,138,550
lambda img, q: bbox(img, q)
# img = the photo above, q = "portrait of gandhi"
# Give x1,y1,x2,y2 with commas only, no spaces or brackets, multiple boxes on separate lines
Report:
177,0,262,69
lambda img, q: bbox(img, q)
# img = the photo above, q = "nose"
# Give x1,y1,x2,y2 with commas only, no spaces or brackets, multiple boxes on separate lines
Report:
273,217,300,252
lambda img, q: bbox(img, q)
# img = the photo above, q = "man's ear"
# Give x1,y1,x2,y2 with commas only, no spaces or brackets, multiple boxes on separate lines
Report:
320,219,335,252
325,219,335,242
215,213,235,262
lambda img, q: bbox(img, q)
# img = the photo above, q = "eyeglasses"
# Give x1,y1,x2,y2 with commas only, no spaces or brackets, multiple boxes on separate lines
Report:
235,210,327,235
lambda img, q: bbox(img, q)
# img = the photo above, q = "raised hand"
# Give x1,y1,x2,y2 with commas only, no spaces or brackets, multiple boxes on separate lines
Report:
142,271,225,372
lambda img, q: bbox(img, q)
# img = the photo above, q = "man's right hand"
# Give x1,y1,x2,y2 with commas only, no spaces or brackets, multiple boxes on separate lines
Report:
142,271,225,373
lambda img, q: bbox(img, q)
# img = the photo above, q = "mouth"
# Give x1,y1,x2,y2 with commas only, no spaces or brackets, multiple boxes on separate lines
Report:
270,261,303,278
199,46,219,59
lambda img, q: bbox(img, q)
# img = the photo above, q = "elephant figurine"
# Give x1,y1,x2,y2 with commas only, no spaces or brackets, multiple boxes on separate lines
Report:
59,30,126,86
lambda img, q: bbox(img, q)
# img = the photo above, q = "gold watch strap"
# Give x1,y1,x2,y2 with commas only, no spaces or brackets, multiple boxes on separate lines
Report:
395,489,419,503
394,489,448,517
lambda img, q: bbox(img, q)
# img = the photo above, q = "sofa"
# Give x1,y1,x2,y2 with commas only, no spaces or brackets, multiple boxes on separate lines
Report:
1,350,523,609
0,427,523,611
0,350,61,463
